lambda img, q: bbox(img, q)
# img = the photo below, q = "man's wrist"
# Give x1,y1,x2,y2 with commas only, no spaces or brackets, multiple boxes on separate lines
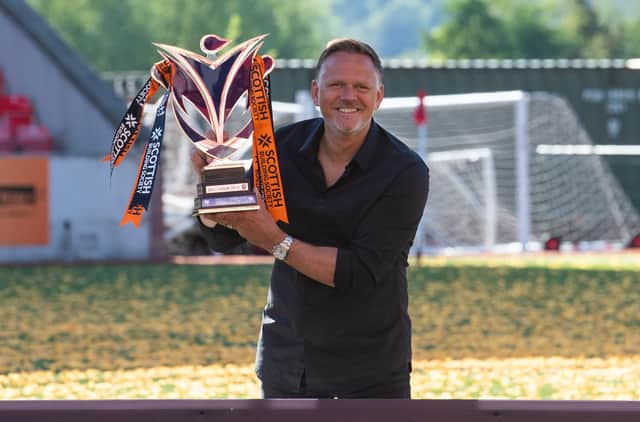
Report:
197,214,217,228
272,234,293,260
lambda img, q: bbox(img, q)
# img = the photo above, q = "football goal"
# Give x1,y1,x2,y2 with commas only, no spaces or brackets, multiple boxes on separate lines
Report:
375,91,640,253
156,89,640,255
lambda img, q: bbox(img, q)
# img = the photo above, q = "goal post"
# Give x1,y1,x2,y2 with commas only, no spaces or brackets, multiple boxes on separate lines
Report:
514,93,530,251
373,90,640,254
421,148,497,253
153,89,640,255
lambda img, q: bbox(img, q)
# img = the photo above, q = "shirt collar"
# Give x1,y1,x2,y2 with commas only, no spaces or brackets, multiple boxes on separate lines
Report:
297,118,381,172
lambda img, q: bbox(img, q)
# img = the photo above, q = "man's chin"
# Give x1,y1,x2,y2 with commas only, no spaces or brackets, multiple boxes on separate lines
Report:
329,119,369,135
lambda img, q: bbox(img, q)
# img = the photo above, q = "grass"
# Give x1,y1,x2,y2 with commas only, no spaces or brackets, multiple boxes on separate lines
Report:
0,258,639,399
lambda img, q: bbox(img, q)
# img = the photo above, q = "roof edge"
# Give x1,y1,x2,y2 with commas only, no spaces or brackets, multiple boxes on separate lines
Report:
0,0,125,125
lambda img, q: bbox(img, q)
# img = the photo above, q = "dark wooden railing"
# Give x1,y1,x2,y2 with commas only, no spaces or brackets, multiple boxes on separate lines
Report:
2,399,640,422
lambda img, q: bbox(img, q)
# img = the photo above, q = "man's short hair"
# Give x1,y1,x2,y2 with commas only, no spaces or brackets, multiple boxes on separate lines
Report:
315,38,383,79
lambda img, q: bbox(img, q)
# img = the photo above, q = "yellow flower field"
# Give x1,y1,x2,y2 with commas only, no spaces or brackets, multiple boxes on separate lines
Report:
1,258,639,399
2,357,640,400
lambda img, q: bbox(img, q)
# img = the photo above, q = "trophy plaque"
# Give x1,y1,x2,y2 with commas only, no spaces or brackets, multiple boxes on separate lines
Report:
194,159,256,213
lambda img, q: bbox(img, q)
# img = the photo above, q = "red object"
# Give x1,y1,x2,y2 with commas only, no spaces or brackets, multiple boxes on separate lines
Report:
413,90,428,126
544,236,561,251
627,233,640,249
0,95,33,137
16,123,53,152
0,94,31,114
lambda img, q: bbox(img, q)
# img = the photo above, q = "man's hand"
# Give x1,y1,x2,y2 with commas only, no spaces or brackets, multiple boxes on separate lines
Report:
202,189,337,287
213,188,285,253
190,148,212,173
190,148,218,227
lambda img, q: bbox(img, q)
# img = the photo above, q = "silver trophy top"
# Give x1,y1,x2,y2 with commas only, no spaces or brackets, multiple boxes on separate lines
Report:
153,34,274,160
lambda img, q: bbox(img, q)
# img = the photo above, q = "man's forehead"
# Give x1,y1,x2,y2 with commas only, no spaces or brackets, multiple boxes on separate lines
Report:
318,52,382,81
321,51,375,67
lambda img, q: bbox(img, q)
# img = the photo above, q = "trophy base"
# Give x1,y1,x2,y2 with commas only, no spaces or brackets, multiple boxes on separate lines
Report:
193,160,257,215
192,193,259,215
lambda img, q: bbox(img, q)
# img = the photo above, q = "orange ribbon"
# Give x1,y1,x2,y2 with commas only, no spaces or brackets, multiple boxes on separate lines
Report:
249,55,288,223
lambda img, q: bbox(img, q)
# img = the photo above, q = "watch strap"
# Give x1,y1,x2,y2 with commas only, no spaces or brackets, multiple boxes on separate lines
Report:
273,234,293,260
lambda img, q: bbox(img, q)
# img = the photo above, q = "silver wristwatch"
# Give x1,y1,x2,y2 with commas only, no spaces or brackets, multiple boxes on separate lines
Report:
272,235,293,260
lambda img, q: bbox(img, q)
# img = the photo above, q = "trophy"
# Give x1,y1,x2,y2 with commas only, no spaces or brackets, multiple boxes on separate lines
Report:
107,34,288,227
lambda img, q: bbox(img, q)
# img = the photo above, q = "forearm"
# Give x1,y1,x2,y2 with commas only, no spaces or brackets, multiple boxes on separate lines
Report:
196,194,338,287
247,225,338,288
284,239,337,288
197,216,245,253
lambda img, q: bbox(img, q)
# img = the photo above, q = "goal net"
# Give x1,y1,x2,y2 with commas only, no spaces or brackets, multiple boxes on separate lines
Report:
375,91,640,253
414,148,498,253
154,89,640,254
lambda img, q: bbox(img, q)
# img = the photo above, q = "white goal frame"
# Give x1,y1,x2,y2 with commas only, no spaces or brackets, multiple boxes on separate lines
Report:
154,89,640,255
417,147,497,254
379,91,531,252
375,90,640,253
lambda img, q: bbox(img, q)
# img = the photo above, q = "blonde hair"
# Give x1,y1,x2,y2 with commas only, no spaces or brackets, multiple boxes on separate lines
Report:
315,38,383,79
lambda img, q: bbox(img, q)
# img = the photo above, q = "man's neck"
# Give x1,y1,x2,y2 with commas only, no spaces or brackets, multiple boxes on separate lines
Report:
319,126,368,167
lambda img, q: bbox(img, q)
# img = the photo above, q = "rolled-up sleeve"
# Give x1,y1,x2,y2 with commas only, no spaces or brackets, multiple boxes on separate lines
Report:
333,161,429,295
197,217,245,253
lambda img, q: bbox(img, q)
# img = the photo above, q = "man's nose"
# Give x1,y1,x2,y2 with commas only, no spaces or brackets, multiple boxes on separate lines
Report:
340,85,356,100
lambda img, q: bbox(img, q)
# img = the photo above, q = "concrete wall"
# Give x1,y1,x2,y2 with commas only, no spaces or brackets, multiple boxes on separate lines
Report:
0,156,151,262
0,8,121,157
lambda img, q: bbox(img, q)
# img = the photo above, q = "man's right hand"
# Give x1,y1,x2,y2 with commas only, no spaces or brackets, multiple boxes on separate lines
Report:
190,149,218,227
190,148,212,173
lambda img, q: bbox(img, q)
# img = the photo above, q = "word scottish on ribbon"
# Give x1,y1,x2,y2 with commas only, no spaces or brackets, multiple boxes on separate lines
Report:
250,55,288,224
119,91,169,226
106,60,172,227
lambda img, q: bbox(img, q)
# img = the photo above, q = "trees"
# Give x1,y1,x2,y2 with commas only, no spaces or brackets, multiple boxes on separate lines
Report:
328,0,444,59
426,0,511,59
424,0,640,59
26,0,332,71
27,0,640,67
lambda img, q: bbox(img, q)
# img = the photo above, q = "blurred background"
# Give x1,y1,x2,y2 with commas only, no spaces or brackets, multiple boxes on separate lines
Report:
0,0,640,262
1,0,640,403
2,0,640,261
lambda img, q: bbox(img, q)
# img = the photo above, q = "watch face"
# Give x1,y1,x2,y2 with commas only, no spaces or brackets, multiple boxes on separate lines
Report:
273,236,292,260
273,245,284,260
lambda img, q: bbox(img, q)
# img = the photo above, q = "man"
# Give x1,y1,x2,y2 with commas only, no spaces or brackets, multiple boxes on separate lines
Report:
192,38,429,398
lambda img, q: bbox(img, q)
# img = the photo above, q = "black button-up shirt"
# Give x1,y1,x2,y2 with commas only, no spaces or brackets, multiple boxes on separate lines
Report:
200,118,429,394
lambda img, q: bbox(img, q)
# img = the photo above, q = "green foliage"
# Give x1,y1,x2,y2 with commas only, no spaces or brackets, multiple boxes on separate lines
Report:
23,0,640,68
425,0,640,59
330,0,444,58
426,0,509,59
26,0,331,71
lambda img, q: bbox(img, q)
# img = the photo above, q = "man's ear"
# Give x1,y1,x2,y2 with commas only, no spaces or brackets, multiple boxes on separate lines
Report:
311,80,320,106
375,83,384,110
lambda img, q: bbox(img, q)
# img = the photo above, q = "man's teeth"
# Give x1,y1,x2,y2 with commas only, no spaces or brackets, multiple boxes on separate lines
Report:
339,108,357,113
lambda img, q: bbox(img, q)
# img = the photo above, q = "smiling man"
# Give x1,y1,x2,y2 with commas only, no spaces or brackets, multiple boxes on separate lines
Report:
193,38,430,398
